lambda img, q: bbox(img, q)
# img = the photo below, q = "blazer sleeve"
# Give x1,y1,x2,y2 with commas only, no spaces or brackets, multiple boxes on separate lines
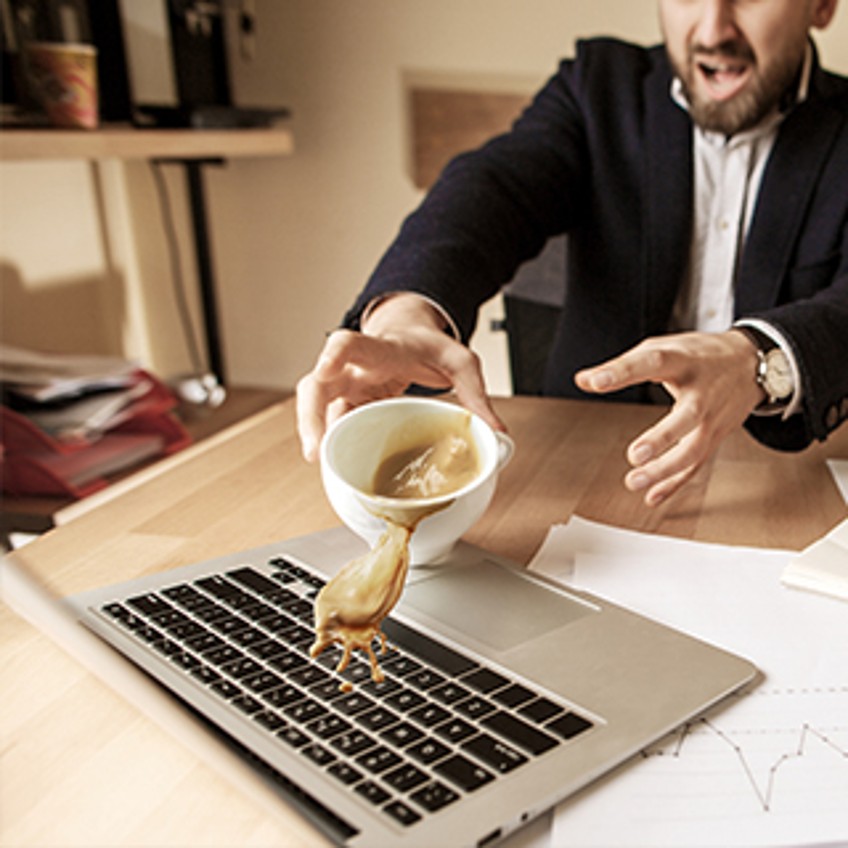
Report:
341,42,618,341
739,71,848,451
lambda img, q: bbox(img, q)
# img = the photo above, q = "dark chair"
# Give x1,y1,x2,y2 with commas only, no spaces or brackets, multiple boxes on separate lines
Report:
501,236,566,395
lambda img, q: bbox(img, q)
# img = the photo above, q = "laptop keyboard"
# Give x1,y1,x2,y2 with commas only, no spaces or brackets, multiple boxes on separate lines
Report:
96,556,594,830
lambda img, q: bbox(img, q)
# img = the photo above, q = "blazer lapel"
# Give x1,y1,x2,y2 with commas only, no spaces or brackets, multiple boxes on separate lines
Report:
735,74,844,315
642,63,694,335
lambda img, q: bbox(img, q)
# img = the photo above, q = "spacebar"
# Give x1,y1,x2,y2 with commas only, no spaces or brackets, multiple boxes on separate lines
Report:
382,618,479,677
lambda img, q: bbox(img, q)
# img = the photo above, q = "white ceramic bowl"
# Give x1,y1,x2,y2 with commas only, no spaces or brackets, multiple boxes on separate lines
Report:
320,397,514,563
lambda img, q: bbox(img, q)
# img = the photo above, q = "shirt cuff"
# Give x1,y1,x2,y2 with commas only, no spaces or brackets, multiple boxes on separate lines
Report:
733,318,803,419
360,293,461,340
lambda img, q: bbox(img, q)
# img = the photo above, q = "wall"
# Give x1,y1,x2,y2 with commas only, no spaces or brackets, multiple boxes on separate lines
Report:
2,0,847,396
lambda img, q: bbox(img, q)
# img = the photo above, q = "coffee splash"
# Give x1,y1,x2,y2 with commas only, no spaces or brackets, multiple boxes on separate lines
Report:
310,413,479,684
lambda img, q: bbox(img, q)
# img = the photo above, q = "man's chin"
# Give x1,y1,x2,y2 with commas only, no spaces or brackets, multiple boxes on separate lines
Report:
688,90,765,136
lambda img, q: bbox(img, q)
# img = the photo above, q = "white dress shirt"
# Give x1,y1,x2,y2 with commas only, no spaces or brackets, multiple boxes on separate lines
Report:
669,46,811,416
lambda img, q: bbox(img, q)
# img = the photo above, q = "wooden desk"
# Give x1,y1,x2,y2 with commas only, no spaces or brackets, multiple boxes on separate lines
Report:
2,396,846,846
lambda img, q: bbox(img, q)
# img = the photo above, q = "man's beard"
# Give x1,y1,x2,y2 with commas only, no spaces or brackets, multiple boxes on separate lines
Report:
673,39,805,136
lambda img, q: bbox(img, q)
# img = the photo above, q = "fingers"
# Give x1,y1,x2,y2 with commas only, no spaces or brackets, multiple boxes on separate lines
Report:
295,327,502,462
575,342,679,396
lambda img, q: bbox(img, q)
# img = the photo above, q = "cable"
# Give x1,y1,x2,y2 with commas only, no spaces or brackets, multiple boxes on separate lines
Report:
149,159,206,377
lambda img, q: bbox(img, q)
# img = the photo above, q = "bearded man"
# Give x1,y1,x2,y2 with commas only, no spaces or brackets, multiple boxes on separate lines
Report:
297,0,847,507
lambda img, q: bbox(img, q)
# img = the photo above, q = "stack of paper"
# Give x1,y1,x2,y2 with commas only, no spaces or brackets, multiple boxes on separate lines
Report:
1,345,190,498
781,518,848,602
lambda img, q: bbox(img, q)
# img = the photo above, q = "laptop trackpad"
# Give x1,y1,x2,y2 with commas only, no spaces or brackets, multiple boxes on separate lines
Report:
401,560,596,651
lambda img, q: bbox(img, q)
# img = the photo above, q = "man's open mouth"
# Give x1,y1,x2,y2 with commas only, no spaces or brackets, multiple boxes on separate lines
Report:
693,53,753,102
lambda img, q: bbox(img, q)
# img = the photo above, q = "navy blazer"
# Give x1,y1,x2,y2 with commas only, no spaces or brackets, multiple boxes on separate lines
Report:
345,38,848,452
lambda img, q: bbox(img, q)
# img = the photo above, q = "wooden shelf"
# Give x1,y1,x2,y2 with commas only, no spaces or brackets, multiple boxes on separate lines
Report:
0,123,294,162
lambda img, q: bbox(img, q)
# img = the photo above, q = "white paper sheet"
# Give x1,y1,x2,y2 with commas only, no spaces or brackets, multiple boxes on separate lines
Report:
827,459,848,505
529,517,848,848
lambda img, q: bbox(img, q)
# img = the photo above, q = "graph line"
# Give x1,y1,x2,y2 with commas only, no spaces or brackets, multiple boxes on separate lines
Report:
641,718,848,812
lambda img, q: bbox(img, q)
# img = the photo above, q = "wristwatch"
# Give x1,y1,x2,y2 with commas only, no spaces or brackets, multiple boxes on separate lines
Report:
738,327,795,409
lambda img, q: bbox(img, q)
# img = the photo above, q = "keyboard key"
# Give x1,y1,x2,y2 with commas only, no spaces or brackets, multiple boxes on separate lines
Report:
278,726,310,748
430,681,472,705
381,654,423,678
288,666,331,688
184,631,226,654
306,714,352,740
233,694,264,715
406,738,451,766
410,780,460,813
435,754,494,792
405,668,447,691
456,695,497,720
151,609,192,630
162,584,209,610
241,601,280,623
192,604,230,625
383,762,429,792
546,711,594,740
462,668,510,694
481,711,559,756
384,688,427,713
248,639,289,661
284,698,327,724
357,706,400,732
328,762,363,786
241,670,286,693
382,618,478,676
211,679,242,699
362,676,403,699
204,645,244,667
332,730,377,757
356,781,390,806
230,626,269,648
221,656,264,679
267,649,308,674
302,743,336,767
334,692,377,716
356,746,402,774
462,733,528,773
168,621,207,642
262,684,304,709
154,639,183,658
492,683,536,707
190,665,221,686
380,721,425,749
383,800,422,827
435,717,477,744
309,680,349,702
408,703,451,728
227,566,281,597
259,613,298,634
254,711,286,732
127,593,172,616
211,614,250,637
170,651,201,671
519,697,563,724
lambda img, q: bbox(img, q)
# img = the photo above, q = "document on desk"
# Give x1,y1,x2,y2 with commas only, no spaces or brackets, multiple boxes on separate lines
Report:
529,517,848,848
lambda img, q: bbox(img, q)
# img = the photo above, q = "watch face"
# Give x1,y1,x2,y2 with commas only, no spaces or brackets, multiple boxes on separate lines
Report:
764,349,794,399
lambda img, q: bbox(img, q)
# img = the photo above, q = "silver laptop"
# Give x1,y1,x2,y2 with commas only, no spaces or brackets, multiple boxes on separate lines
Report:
69,526,756,847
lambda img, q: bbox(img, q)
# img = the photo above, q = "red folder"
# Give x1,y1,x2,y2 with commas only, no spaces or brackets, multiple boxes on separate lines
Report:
1,370,191,498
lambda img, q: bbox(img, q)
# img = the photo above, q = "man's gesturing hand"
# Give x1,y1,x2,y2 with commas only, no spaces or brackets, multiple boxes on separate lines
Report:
575,330,765,506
